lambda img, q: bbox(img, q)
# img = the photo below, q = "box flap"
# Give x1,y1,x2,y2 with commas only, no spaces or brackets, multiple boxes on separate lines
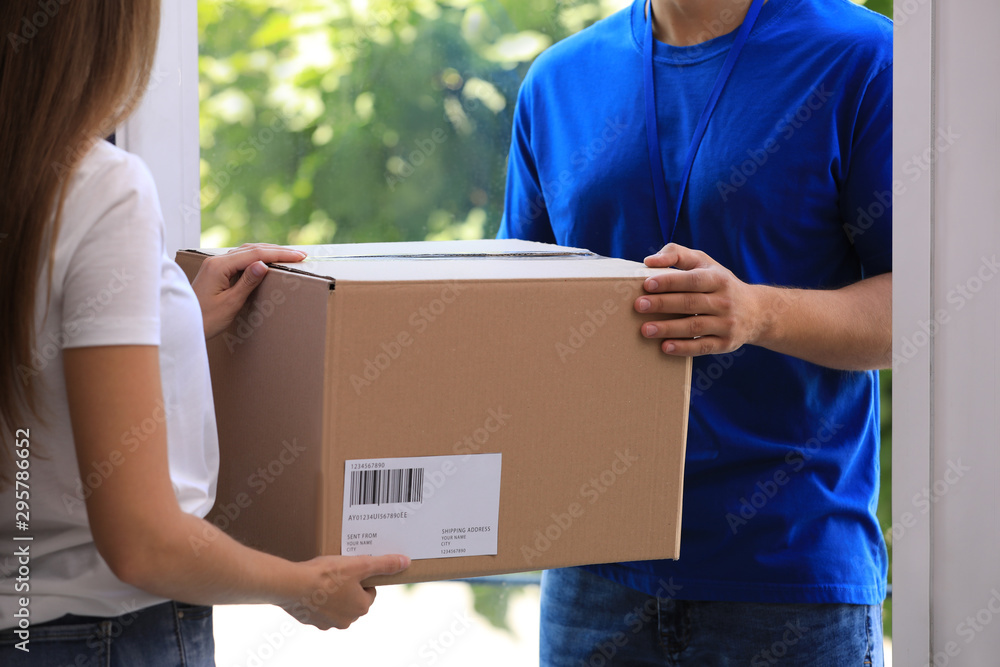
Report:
191,239,664,284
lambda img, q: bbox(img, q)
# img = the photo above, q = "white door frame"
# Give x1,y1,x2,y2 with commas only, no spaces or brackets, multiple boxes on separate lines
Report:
892,0,933,660
120,0,200,257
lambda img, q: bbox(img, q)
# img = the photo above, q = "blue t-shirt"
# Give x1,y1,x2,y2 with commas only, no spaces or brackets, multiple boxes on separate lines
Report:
499,0,891,604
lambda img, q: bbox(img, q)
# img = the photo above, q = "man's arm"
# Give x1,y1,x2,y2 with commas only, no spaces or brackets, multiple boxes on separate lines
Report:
636,243,891,371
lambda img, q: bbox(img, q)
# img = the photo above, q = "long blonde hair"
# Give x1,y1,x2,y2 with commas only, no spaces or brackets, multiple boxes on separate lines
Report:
0,0,162,486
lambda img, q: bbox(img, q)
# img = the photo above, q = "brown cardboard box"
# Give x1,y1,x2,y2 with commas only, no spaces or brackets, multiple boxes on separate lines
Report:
176,239,690,585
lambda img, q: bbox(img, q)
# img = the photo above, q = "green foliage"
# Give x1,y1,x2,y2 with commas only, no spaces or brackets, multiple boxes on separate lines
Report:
863,0,893,19
879,368,893,636
198,0,627,248
471,583,515,634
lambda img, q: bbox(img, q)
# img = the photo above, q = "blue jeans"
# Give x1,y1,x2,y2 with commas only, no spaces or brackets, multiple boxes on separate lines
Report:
540,567,883,666
0,601,215,666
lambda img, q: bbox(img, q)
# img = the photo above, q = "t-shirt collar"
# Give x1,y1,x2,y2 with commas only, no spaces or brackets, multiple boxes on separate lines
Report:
630,0,789,64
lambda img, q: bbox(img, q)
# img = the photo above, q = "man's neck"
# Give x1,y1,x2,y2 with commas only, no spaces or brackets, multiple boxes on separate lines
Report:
648,0,754,47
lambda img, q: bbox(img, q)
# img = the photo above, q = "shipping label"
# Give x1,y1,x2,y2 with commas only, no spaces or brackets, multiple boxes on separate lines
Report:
341,453,501,560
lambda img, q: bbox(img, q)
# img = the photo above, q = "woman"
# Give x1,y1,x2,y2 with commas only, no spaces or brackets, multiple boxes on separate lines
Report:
0,3,408,664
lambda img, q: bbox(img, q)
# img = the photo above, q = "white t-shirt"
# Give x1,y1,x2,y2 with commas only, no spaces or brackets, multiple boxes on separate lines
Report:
0,140,219,627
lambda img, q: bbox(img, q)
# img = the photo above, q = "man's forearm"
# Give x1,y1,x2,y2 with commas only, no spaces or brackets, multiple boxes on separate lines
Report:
752,272,892,371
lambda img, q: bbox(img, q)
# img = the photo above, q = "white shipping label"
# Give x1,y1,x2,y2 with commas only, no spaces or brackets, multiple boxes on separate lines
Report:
341,453,502,560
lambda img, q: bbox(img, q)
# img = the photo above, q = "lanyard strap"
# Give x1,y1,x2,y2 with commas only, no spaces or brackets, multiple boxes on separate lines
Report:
643,0,765,245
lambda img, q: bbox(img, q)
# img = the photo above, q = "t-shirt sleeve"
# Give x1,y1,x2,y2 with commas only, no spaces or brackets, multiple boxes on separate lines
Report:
498,80,556,243
61,152,164,348
840,63,892,277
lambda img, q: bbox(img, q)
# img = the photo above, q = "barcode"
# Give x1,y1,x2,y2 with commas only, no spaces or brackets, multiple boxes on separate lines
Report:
349,467,425,507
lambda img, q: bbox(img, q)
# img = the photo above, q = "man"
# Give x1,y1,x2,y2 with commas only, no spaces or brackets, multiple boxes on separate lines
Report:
499,0,892,663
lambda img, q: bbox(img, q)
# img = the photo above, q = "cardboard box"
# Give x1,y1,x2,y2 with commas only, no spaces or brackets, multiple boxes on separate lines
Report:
176,239,691,585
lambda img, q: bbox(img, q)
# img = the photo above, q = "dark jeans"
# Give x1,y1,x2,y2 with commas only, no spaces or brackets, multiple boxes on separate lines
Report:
0,601,214,666
540,567,883,666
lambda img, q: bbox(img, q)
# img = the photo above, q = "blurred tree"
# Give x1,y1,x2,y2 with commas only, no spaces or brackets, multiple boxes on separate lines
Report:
198,0,629,248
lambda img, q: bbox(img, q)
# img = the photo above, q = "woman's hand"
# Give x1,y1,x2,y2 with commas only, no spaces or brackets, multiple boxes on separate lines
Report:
191,243,307,340
65,343,411,630
280,554,411,630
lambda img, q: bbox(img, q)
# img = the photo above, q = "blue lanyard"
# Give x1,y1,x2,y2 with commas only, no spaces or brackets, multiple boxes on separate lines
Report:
643,0,765,245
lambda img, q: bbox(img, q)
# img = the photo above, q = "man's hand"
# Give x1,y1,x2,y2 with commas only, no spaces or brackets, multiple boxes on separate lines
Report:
191,243,307,340
636,243,767,356
636,243,892,371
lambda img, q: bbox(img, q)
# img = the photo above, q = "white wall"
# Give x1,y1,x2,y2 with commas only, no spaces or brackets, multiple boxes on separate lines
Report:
121,0,201,257
895,1,1000,664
